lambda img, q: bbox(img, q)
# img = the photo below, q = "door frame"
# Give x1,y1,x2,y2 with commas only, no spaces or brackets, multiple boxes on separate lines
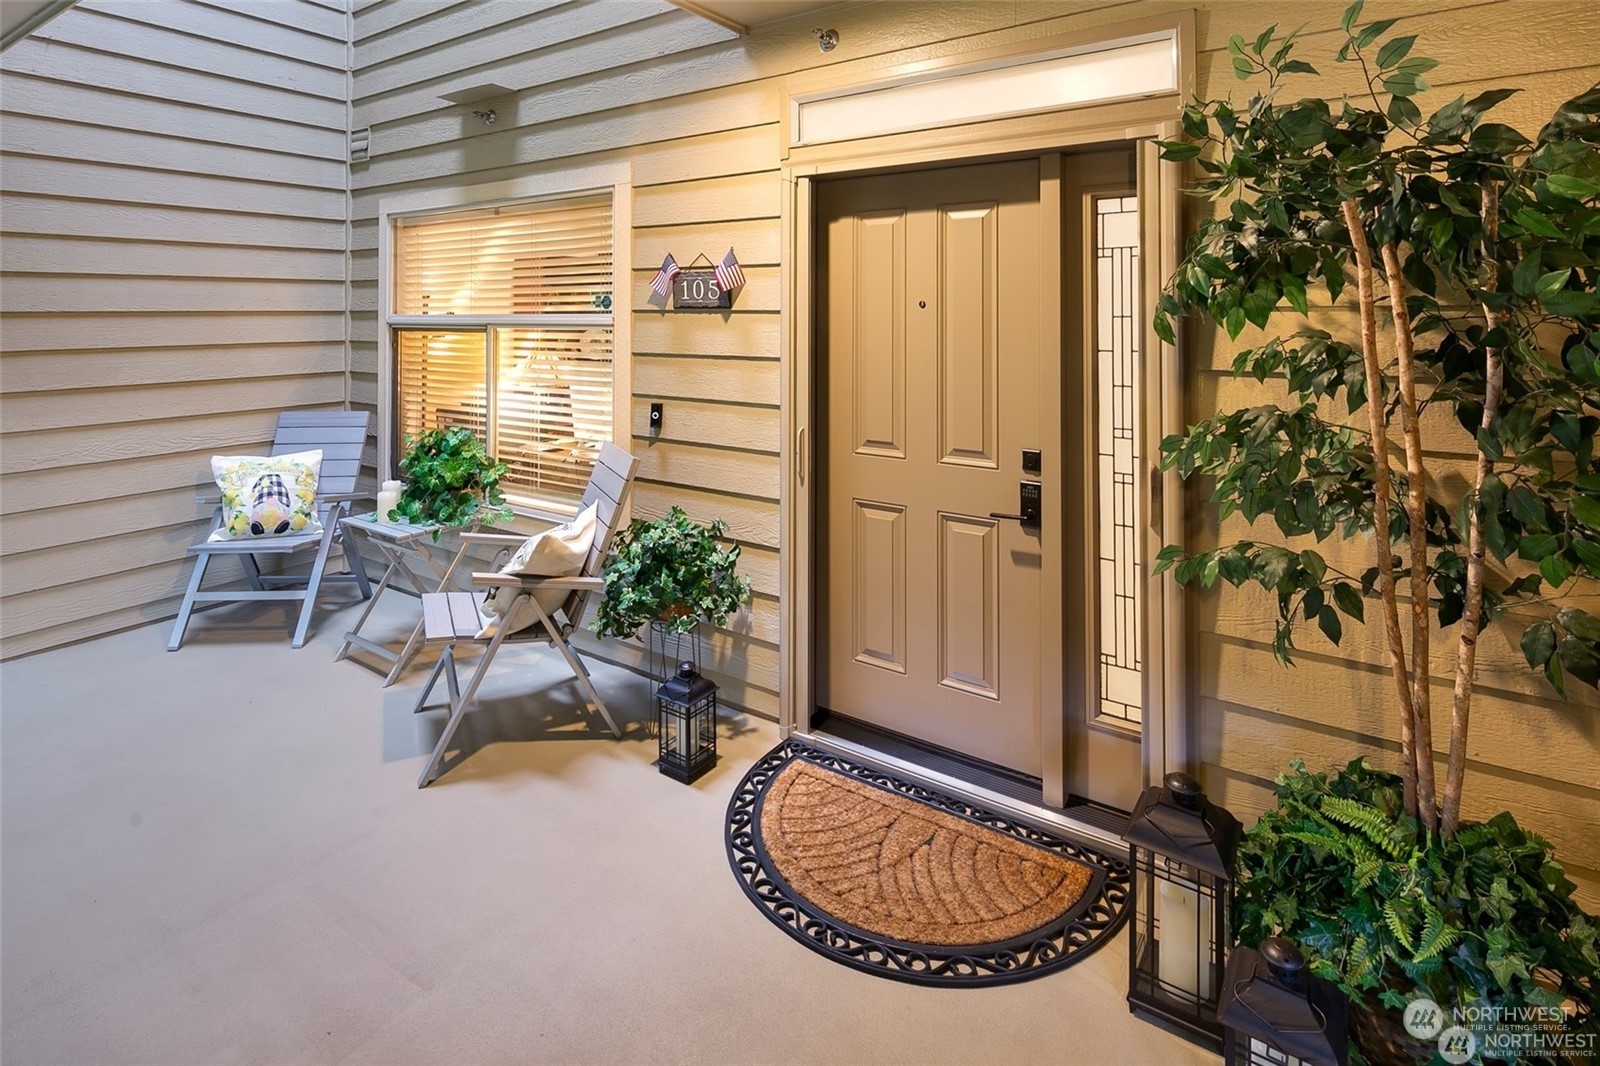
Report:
778,13,1195,818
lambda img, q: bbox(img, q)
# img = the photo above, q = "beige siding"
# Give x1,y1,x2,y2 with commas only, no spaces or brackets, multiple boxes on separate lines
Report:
0,0,350,657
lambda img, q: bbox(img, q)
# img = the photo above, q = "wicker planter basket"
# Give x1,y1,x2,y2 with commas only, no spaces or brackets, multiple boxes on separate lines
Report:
1348,994,1434,1066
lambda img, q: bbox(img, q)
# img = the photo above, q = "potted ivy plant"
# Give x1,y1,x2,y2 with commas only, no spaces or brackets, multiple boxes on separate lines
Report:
1150,5,1599,1060
392,425,515,536
592,506,750,640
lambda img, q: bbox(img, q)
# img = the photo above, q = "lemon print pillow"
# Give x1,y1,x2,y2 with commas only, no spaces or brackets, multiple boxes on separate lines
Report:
208,450,324,542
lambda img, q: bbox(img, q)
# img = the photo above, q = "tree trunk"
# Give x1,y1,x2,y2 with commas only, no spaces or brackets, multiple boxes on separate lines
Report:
1443,184,1503,838
1380,240,1438,833
1341,199,1419,819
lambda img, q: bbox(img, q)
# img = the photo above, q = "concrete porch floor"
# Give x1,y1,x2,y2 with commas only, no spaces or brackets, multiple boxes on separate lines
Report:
1,592,1219,1065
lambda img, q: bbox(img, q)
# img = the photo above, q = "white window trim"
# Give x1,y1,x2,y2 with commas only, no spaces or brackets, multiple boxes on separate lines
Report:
377,161,632,522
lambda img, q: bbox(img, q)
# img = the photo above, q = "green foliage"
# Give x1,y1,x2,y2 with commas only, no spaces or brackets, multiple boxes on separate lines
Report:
592,506,751,639
1236,760,1600,1062
1151,6,1600,694
392,426,515,537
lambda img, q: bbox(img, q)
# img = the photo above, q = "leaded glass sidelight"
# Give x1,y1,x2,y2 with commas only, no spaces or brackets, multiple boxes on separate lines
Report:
1094,194,1143,728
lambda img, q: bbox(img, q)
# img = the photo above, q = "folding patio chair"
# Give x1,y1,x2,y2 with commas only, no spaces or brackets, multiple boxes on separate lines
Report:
167,410,373,651
411,442,638,787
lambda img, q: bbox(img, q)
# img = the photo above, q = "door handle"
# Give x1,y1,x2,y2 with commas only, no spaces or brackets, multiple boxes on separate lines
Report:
990,481,1041,530
796,426,807,485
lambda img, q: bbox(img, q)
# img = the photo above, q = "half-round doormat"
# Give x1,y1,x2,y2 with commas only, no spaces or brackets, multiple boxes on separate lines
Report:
726,740,1131,986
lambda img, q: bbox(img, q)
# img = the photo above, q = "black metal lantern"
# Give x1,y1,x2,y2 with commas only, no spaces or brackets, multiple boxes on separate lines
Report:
1218,938,1349,1066
1122,771,1243,1048
655,660,718,784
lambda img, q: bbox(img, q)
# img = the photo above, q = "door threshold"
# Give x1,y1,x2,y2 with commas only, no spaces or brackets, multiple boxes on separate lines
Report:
796,718,1130,855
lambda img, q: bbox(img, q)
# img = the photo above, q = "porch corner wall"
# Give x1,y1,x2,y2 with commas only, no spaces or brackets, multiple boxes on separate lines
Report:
0,0,352,659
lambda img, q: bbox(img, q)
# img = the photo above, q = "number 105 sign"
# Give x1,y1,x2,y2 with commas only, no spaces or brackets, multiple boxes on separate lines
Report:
672,270,731,310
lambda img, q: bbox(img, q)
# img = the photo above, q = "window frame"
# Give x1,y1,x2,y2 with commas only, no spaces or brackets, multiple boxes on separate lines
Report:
377,162,632,521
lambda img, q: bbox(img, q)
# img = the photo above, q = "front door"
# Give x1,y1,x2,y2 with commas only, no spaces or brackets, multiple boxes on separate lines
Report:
815,159,1046,777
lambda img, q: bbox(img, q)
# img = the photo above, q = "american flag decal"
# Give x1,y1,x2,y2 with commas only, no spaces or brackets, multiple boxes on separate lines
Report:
714,247,745,293
649,252,681,296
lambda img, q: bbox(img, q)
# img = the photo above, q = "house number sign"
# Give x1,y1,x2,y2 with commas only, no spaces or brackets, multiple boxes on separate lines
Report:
672,271,731,310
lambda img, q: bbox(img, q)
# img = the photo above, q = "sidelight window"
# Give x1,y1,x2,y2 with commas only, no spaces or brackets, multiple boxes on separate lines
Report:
1093,193,1143,729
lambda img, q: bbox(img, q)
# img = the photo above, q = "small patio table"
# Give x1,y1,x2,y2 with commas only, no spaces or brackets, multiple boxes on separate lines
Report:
335,514,479,685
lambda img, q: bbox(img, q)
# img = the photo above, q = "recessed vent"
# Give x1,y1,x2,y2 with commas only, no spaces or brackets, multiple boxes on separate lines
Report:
349,127,371,163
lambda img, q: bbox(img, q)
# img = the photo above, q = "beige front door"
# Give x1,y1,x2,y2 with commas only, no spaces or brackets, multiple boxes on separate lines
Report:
815,159,1046,777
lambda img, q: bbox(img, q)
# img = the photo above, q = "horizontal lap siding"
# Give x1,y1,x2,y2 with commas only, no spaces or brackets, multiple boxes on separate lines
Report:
0,0,350,658
1176,0,1600,905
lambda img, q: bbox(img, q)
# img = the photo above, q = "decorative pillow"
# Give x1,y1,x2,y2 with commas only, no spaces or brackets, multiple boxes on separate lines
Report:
208,450,324,542
477,503,599,639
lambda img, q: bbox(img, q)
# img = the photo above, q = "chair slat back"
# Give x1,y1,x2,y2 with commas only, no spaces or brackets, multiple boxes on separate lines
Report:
269,410,370,509
559,442,638,627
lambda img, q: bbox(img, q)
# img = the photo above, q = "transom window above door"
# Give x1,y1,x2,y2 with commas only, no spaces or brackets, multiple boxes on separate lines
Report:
387,193,616,513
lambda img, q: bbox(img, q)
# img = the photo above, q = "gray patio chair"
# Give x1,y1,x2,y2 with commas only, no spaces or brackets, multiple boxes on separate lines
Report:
167,410,373,651
411,442,638,787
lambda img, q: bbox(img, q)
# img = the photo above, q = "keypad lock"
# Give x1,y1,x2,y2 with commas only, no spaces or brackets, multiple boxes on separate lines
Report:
990,481,1042,531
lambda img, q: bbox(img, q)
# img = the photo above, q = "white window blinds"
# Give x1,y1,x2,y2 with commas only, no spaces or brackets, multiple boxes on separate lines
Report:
390,193,614,510
394,196,614,315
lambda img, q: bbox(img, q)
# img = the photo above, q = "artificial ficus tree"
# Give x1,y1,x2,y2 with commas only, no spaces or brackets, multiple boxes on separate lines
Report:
1153,2,1600,838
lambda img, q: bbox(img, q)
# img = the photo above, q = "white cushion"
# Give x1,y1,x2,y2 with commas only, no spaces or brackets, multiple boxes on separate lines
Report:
208,450,323,542
476,503,598,638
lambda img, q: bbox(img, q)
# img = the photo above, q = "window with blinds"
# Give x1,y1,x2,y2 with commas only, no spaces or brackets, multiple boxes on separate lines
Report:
390,194,613,510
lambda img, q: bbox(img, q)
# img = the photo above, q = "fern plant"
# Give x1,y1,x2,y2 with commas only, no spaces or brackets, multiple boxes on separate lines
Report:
1235,759,1599,1062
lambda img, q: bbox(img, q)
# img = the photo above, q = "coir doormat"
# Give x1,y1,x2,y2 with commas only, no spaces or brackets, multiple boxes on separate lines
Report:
725,740,1131,986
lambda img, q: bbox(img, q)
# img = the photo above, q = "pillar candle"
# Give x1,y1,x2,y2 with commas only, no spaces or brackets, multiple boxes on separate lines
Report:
1157,874,1213,1002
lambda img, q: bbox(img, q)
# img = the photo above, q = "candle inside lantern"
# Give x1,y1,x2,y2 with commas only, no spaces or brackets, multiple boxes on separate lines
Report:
1157,872,1213,1002
676,710,693,760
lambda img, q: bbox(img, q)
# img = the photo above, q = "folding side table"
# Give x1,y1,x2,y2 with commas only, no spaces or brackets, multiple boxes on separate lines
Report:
336,514,476,685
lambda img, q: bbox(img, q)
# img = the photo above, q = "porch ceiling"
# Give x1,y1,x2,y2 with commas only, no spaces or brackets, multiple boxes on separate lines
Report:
666,0,841,35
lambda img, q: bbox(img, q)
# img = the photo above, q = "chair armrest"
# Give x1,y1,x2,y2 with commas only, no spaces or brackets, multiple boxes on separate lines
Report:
458,532,531,545
470,573,604,591
319,492,368,503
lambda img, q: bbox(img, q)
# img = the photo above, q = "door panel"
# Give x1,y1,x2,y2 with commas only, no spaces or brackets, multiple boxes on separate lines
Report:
817,159,1043,776
937,203,999,469
852,499,906,672
853,211,907,458
937,512,999,698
